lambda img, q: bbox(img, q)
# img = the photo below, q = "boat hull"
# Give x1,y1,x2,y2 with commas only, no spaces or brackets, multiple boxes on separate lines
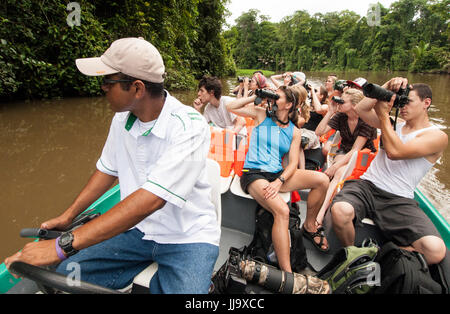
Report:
1,184,449,294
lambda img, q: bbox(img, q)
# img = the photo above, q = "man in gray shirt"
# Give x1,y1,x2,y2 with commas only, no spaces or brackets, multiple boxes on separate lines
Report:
193,76,246,134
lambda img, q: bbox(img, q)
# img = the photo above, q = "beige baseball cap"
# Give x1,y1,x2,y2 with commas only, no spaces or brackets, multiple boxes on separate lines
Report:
75,37,165,83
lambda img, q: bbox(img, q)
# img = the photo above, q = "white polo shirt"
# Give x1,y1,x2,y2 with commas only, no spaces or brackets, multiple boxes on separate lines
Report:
96,91,220,246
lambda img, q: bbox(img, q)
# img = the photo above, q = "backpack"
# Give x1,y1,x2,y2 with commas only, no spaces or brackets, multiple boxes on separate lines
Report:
247,203,308,272
372,241,446,294
317,240,379,294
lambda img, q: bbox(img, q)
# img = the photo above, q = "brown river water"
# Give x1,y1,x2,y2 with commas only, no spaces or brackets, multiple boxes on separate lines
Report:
0,71,449,261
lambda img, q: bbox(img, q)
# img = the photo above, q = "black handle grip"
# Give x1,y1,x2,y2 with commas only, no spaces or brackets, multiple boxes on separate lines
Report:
19,228,63,239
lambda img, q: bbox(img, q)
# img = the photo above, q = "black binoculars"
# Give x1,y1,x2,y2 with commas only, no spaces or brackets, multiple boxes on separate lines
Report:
363,83,410,108
237,76,248,83
255,88,279,100
332,96,344,104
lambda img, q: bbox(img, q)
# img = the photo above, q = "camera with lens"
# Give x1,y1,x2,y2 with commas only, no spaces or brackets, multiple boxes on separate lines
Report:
334,80,348,92
332,96,344,104
213,247,330,294
363,83,410,108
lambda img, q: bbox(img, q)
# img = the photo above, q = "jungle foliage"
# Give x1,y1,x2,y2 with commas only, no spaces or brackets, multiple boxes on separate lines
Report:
225,0,449,74
0,0,235,100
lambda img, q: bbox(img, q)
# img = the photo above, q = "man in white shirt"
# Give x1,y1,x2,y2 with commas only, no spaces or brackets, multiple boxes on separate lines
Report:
5,37,220,293
330,77,447,265
193,76,246,135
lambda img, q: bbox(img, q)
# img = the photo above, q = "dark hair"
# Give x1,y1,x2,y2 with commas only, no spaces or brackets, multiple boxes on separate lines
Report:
279,85,299,123
411,83,432,102
118,73,164,98
198,76,222,99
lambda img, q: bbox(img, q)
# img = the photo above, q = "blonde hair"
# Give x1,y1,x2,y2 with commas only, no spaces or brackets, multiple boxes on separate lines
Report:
290,85,310,122
344,88,364,105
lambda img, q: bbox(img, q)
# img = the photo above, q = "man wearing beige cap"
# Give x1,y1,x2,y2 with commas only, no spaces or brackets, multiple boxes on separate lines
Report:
5,37,220,293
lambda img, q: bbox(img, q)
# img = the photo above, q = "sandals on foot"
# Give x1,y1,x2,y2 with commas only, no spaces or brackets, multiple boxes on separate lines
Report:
301,226,330,252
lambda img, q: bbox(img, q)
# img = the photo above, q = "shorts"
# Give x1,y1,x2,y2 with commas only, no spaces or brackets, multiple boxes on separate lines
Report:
240,168,283,194
331,179,441,247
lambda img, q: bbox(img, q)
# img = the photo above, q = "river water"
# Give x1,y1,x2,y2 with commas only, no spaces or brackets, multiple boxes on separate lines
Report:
0,71,449,261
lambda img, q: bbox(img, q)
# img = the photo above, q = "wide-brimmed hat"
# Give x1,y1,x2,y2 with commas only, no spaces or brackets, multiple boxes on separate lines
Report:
75,37,165,83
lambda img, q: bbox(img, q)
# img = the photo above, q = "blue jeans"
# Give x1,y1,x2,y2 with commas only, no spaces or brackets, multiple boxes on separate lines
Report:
56,228,219,293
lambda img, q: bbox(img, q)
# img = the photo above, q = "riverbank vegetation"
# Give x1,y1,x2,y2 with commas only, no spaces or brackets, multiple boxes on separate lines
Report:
0,0,235,100
0,0,448,100
225,0,449,74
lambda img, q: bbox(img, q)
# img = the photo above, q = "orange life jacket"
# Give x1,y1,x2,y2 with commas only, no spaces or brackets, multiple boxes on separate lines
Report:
320,129,336,143
208,127,236,177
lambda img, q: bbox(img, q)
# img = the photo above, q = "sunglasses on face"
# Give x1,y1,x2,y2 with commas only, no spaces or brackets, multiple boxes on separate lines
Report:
101,77,134,86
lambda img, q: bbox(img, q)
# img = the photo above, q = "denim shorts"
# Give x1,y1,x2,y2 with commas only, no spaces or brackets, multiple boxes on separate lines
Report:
56,228,219,293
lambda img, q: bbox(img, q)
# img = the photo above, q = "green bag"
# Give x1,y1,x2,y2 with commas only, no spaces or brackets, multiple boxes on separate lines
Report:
317,242,379,294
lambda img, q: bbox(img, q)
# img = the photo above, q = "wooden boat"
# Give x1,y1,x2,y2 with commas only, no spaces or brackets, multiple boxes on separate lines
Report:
1,132,449,294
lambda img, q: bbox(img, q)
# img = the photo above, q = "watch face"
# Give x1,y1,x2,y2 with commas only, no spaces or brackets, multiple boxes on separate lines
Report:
60,233,72,247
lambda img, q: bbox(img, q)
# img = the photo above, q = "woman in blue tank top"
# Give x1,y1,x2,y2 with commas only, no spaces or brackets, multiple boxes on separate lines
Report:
226,86,330,272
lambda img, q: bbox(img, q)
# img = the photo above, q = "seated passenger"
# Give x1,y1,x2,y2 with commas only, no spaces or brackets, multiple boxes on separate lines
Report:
292,72,307,86
236,72,271,99
193,75,246,134
289,85,319,169
296,84,329,170
315,88,377,225
325,74,338,101
270,72,298,89
226,86,330,269
331,78,447,265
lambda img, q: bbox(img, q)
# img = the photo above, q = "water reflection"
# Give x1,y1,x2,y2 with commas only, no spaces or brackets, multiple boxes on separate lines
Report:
0,72,448,261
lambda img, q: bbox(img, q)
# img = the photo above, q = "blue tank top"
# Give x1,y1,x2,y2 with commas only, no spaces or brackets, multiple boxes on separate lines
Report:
244,116,294,173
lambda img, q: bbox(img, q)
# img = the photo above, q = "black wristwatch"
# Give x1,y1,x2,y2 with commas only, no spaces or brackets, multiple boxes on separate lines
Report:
58,231,78,257
278,175,285,184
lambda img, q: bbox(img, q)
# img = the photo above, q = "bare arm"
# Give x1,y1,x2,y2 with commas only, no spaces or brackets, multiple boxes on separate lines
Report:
226,94,266,125
72,189,165,250
315,108,335,136
376,97,448,161
354,97,381,129
231,116,247,134
284,127,302,180
5,188,166,268
270,74,283,89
